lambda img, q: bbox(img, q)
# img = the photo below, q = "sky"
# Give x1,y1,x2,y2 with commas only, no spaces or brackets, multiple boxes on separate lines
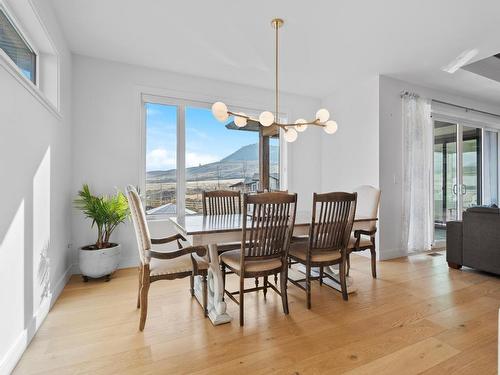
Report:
146,103,259,171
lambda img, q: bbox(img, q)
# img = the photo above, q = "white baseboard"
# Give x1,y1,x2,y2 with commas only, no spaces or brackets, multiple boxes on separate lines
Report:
0,331,27,375
379,248,408,261
0,262,74,375
51,263,74,308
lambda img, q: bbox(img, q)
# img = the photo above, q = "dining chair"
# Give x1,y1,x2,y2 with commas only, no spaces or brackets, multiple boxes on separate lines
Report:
220,192,297,326
202,190,242,255
288,192,357,308
202,190,241,215
347,185,381,278
126,185,209,331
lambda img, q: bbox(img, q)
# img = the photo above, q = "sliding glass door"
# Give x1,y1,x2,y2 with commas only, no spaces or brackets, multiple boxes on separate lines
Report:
433,121,458,243
433,120,498,245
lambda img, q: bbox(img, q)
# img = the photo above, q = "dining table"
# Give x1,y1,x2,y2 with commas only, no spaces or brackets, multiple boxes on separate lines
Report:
170,211,377,325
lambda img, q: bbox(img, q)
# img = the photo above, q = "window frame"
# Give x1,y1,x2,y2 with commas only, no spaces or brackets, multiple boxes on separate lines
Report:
0,2,39,86
140,93,287,219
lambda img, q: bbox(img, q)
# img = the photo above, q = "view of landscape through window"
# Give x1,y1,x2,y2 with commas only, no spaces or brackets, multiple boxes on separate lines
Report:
145,103,280,214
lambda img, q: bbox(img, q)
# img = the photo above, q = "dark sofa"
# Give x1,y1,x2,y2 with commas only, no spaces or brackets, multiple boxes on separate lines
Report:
446,206,500,274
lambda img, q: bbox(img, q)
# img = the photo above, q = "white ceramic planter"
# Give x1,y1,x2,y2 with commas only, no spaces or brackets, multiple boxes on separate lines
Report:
79,243,121,281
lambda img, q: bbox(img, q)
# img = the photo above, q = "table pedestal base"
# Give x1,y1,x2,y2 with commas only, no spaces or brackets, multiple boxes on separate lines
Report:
193,244,232,325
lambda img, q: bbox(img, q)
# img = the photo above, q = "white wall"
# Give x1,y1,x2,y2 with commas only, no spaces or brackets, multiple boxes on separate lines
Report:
71,55,322,269
320,75,380,192
0,1,72,373
379,75,500,259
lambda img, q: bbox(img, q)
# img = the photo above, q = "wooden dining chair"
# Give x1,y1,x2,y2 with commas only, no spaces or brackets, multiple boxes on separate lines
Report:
288,192,357,308
202,190,242,254
220,192,297,326
202,190,241,215
347,185,380,278
126,185,209,331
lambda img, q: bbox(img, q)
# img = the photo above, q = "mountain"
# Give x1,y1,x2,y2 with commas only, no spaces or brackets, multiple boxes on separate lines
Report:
147,143,278,182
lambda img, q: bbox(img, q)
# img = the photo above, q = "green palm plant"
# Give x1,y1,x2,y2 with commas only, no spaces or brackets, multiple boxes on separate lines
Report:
74,184,130,249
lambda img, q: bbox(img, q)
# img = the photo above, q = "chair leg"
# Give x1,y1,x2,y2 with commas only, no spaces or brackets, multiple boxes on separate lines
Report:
263,276,268,299
319,266,324,286
346,253,351,276
202,273,208,317
306,263,312,309
222,265,226,302
255,277,259,291
139,271,150,331
190,273,194,297
340,259,348,301
370,246,377,278
136,266,142,309
280,269,289,315
274,274,278,285
239,275,245,326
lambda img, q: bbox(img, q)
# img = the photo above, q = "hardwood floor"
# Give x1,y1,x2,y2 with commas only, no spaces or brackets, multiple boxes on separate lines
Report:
14,251,500,374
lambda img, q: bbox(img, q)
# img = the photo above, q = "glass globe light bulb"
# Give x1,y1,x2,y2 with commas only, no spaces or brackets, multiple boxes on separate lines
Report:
234,113,247,127
316,108,330,123
294,118,308,132
212,101,228,122
259,111,275,127
324,120,338,134
284,128,298,142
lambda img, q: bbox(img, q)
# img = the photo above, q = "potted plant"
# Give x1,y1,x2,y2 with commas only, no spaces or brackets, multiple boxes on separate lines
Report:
74,184,129,282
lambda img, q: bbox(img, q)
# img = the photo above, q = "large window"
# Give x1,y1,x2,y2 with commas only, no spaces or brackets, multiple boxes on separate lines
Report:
144,96,281,216
0,7,36,83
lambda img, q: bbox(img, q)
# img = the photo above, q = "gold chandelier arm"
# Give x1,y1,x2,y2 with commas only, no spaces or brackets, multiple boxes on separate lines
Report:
227,110,325,128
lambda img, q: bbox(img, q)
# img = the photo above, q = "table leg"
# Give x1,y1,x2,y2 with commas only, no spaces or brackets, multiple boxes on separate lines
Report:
194,243,232,325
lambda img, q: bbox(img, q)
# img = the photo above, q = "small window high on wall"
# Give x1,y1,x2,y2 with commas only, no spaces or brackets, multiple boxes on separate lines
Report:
0,7,36,84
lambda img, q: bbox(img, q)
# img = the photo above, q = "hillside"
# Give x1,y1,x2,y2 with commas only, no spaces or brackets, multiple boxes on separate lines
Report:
147,143,278,182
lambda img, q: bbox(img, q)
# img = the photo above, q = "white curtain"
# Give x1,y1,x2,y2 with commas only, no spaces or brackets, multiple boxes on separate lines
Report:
483,130,499,206
402,94,433,252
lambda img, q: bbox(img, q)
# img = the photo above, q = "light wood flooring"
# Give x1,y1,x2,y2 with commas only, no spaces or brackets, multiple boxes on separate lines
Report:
14,251,500,374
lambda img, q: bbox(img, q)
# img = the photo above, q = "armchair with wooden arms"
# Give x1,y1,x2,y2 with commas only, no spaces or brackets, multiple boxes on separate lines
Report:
126,185,209,331
347,185,381,278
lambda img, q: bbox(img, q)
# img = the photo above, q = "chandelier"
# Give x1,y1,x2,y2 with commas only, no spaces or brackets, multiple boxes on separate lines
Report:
211,18,338,143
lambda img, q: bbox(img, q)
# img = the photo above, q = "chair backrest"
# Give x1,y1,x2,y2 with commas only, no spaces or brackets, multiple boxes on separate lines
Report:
353,185,380,232
309,192,357,253
126,185,152,265
241,192,297,261
202,190,241,215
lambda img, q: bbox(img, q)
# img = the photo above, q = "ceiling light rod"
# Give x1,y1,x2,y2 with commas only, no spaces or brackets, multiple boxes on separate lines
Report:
225,110,325,128
211,18,338,142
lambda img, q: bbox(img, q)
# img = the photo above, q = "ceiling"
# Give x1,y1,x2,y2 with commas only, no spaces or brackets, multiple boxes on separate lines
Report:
48,0,500,102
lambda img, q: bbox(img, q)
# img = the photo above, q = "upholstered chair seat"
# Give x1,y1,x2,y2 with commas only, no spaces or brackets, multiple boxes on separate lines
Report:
289,243,342,263
220,249,282,273
150,254,208,277
348,235,373,249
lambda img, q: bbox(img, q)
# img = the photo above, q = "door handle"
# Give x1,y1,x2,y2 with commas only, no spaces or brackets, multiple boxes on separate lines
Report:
462,184,467,195
453,184,457,195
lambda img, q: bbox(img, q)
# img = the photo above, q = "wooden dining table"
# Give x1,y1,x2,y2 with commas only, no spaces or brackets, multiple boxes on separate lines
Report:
170,212,377,325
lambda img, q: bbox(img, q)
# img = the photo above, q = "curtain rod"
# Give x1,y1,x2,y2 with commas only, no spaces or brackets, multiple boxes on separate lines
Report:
431,99,500,119
400,91,500,119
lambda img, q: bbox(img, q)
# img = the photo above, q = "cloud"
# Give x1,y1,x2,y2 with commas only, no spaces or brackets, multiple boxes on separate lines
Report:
146,148,176,171
146,148,220,170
